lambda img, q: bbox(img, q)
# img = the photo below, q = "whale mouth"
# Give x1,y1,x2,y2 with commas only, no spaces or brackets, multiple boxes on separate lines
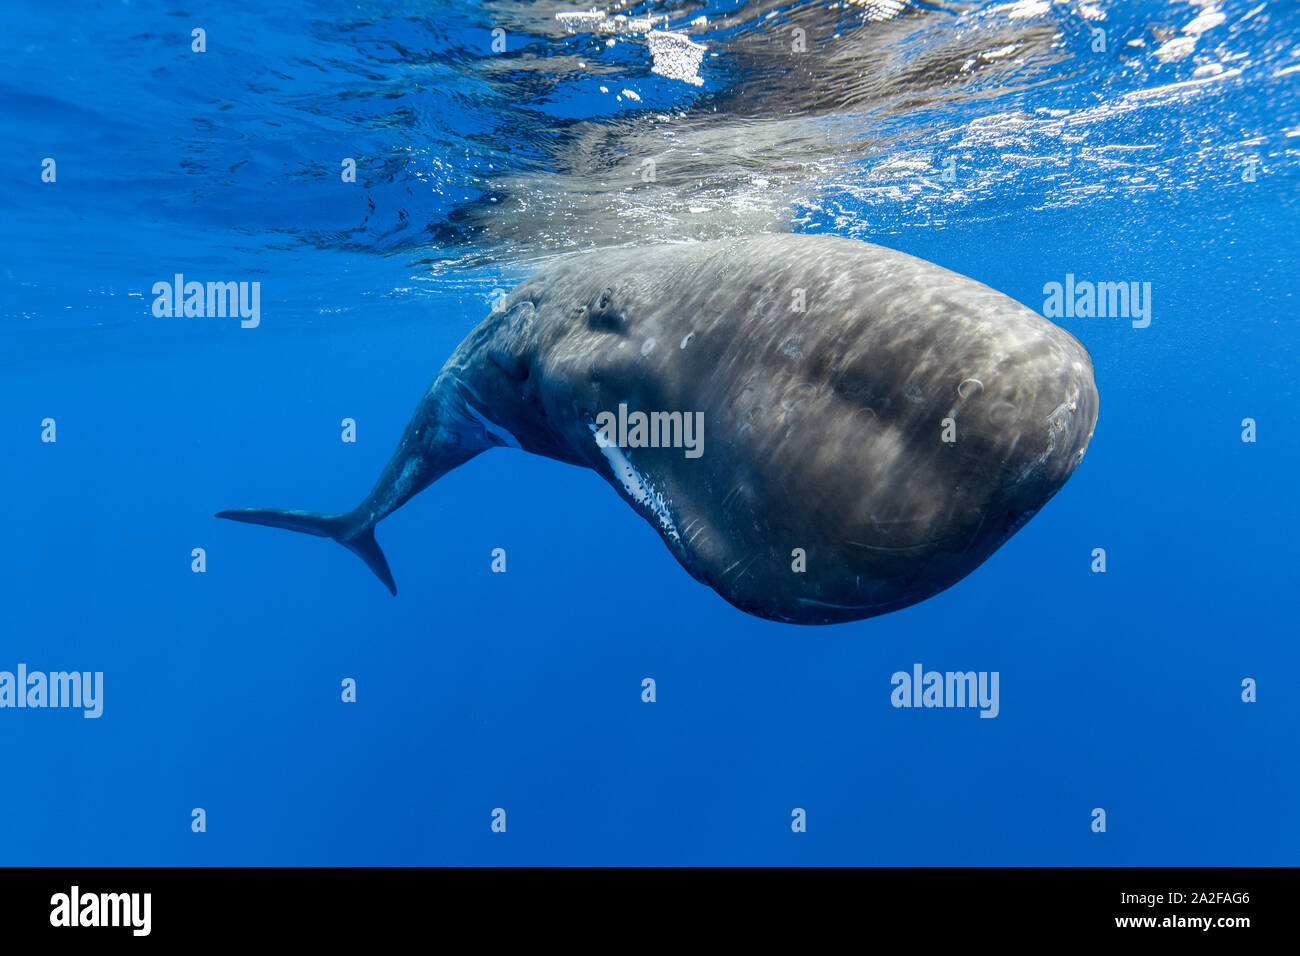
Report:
585,420,682,544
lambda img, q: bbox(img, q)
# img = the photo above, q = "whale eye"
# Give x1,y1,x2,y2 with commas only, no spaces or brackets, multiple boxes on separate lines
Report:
588,287,623,332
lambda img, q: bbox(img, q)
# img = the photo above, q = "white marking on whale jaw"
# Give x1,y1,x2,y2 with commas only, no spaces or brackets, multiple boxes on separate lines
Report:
587,422,680,542
465,401,522,449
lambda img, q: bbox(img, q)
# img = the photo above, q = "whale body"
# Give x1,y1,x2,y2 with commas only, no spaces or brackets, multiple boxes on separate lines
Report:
218,234,1098,625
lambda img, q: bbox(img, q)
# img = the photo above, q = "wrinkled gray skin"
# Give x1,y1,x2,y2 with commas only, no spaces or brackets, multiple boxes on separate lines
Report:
221,234,1098,625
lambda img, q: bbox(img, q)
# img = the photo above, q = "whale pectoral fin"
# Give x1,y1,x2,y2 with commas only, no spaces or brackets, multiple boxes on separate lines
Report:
215,508,397,596
486,341,528,380
485,300,535,380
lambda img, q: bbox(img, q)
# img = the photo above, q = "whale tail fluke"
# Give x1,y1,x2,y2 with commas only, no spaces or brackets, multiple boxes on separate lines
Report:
214,508,397,596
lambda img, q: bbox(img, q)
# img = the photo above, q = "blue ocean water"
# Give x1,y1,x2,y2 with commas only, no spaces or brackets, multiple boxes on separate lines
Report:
1,0,1296,865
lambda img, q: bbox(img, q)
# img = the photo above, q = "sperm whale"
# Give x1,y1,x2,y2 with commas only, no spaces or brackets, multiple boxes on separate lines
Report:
217,233,1098,624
